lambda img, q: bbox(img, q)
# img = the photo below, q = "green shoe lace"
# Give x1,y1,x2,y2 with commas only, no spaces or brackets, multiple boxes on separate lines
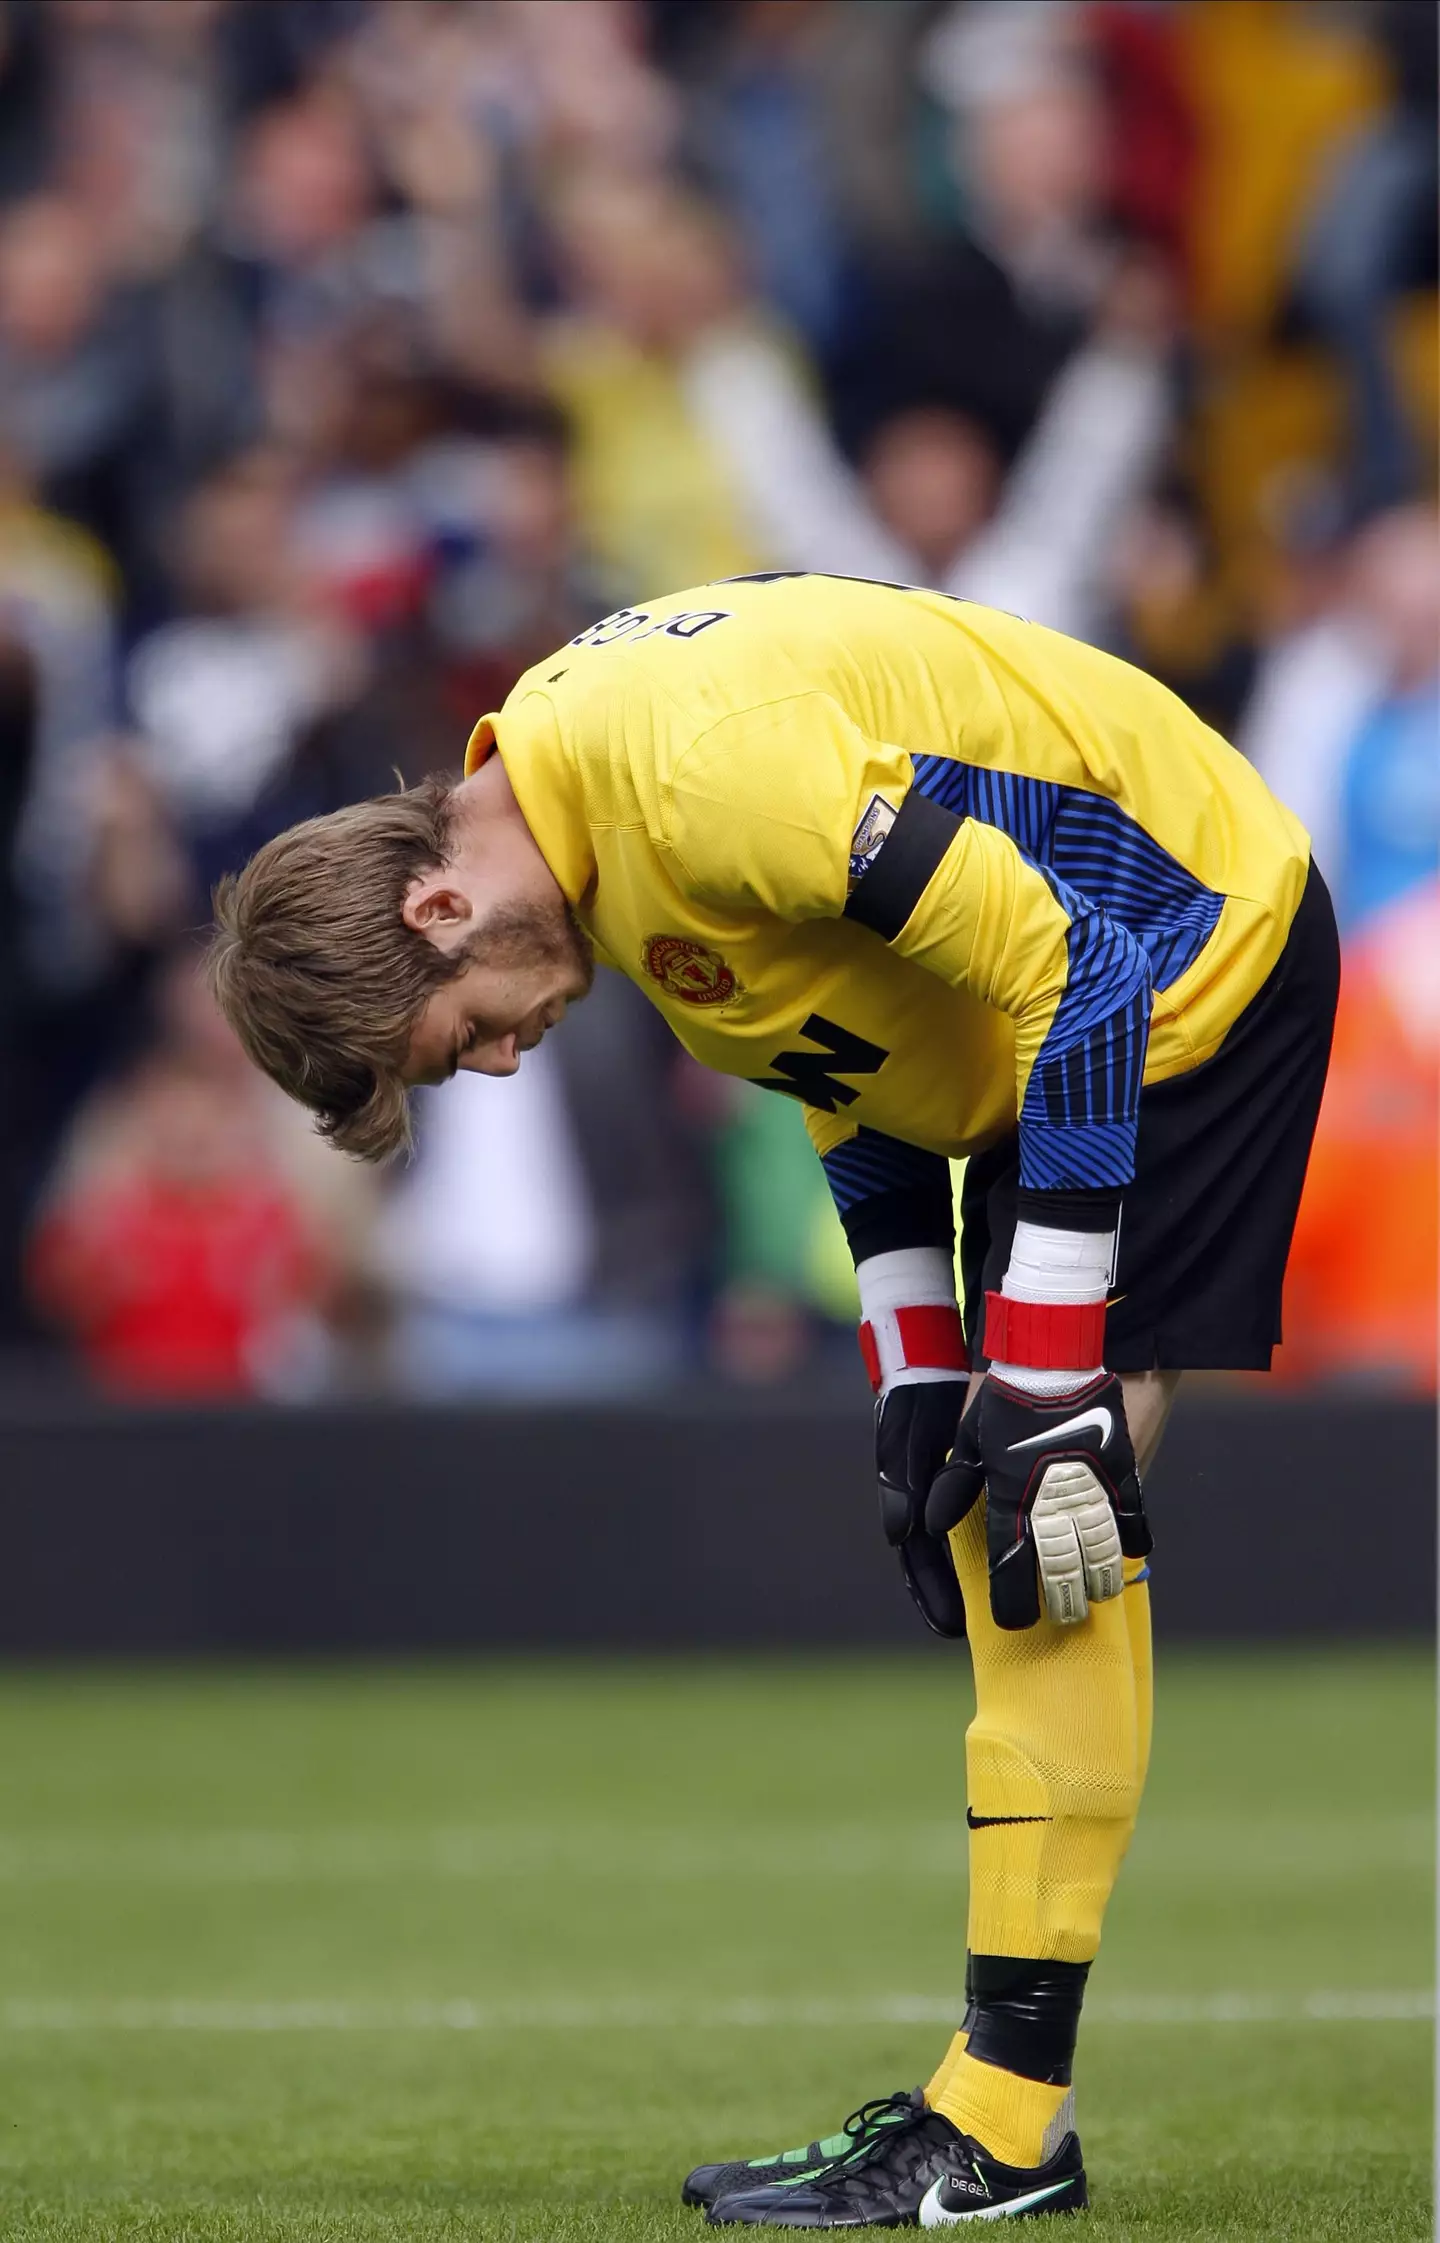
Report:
747,2088,923,2172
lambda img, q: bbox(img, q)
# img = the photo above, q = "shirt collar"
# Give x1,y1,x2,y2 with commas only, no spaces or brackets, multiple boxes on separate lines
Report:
465,697,595,908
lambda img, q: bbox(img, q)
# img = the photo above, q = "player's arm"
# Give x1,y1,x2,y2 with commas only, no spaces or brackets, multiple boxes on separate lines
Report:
666,692,1153,1630
843,775,1155,1629
812,1118,969,1636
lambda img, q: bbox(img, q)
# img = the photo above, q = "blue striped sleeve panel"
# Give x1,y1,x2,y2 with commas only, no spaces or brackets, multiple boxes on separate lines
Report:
1018,870,1151,1189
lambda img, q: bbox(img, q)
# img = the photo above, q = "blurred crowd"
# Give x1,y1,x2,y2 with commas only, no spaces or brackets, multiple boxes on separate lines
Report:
0,0,1433,1402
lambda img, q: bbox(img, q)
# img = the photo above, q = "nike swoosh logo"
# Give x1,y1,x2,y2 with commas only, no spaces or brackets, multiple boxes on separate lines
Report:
919,2174,1076,2225
1007,1405,1112,1454
966,1808,1052,1829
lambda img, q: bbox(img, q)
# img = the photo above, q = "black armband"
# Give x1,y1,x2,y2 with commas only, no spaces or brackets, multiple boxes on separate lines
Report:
843,792,960,939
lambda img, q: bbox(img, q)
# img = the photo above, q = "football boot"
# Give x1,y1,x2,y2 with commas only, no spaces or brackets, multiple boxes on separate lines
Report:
707,2099,1086,2226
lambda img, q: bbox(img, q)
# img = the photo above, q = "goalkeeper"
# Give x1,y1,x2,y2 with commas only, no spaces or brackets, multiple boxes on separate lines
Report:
208,574,1337,2227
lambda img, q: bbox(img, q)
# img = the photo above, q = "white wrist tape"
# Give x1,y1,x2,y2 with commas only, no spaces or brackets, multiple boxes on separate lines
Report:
992,1220,1116,1397
856,1246,966,1393
1003,1218,1116,1304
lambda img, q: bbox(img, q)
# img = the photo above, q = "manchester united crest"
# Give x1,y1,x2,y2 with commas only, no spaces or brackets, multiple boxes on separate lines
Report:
642,934,742,1007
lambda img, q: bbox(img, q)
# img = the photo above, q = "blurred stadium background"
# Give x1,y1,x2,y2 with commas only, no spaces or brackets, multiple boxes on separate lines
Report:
0,1,1431,2234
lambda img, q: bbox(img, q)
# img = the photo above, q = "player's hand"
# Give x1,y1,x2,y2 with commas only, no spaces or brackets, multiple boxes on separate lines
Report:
926,1373,1151,1630
875,1377,971,1638
854,1248,969,1637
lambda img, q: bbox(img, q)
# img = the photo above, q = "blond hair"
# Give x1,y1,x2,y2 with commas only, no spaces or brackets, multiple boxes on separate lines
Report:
208,779,465,1162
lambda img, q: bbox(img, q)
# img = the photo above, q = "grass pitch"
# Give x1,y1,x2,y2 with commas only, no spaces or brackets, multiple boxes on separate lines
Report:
0,1648,1429,2241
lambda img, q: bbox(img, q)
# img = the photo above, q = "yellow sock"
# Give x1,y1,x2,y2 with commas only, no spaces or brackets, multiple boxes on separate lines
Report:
929,1510,1154,2163
923,2026,969,2107
949,1500,1143,1959
934,2051,1072,2169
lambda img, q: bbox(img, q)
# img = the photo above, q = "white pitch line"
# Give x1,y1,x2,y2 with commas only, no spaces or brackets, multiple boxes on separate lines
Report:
0,1818,1425,1884
0,1992,1428,2034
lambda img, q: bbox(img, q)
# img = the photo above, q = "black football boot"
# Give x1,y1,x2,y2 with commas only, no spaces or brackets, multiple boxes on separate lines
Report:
706,2099,1086,2226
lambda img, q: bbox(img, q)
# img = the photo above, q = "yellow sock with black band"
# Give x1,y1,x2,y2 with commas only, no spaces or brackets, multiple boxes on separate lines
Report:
933,1957,1087,2166
929,1507,1153,2162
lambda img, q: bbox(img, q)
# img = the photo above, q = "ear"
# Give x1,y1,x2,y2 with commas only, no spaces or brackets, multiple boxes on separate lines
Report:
402,874,474,938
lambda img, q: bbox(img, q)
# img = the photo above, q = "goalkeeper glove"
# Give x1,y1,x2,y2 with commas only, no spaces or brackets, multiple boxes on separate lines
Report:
925,1218,1152,1631
857,1248,969,1638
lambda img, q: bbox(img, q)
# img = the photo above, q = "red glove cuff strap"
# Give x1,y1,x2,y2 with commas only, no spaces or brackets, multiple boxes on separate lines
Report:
984,1291,1106,1371
858,1303,968,1394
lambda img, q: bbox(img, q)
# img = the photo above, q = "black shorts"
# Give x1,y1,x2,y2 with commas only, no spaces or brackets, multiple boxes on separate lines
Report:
960,863,1341,1373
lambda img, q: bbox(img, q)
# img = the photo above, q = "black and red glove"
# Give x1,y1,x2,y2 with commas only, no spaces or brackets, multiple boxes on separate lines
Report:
857,1249,969,1638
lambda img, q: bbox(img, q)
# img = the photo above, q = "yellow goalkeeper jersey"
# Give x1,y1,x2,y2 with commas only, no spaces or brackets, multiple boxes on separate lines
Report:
465,573,1309,1195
